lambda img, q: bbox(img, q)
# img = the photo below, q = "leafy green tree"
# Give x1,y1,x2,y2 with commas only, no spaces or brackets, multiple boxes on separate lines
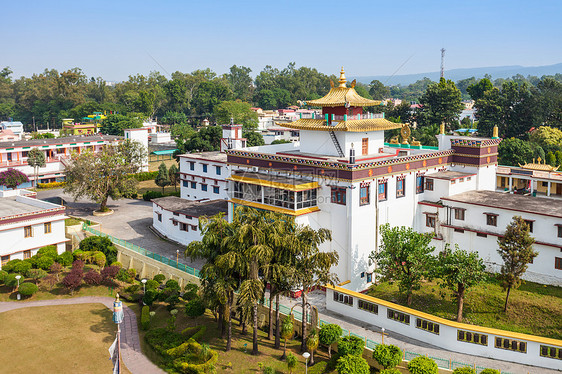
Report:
318,323,342,358
417,78,463,131
79,236,117,264
372,344,402,369
27,148,46,187
452,367,476,374
498,138,544,166
370,224,435,305
497,216,537,312
225,65,254,101
306,329,319,365
407,356,438,374
369,80,390,100
435,245,486,322
337,336,364,357
244,131,264,147
155,162,170,194
467,78,493,101
546,151,557,166
529,126,562,154
336,354,370,374
185,298,206,318
213,100,258,130
534,77,562,128
168,164,179,192
280,315,294,359
64,140,145,211
191,80,233,117
556,150,562,167
100,113,143,135
479,369,500,374
176,126,222,153
286,352,298,374
389,77,434,103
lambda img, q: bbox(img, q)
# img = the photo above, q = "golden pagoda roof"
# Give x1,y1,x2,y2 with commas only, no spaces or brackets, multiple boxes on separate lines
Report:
276,118,402,132
304,67,383,107
519,158,559,171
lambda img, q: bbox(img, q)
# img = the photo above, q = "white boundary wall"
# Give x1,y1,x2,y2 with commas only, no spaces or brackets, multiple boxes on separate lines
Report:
326,287,562,370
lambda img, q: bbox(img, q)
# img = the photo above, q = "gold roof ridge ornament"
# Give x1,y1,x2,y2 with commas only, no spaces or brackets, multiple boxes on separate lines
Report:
519,157,559,172
305,69,384,107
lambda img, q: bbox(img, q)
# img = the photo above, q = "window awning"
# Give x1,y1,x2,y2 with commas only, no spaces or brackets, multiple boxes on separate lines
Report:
228,172,319,192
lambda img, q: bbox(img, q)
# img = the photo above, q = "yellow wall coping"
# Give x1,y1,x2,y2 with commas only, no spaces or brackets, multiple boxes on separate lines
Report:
229,198,320,216
326,284,562,347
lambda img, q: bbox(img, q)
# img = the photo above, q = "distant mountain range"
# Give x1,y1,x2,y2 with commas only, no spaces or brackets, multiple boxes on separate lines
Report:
354,63,562,86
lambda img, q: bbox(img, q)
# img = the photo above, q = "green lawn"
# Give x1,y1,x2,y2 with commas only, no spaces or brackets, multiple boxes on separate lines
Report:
0,303,132,374
130,301,340,374
367,275,562,339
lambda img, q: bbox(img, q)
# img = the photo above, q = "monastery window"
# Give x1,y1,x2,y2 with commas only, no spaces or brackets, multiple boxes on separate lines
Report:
213,186,220,194
477,232,488,238
454,228,464,233
191,182,196,189
457,330,488,346
555,257,562,270
396,177,405,198
191,225,198,231
416,318,440,335
44,222,51,234
485,213,497,227
358,300,378,314
183,181,188,188
180,223,188,232
541,345,562,360
542,181,549,187
333,291,353,306
495,337,526,353
454,208,465,221
451,180,456,185
416,176,424,194
156,213,162,222
524,220,534,233
296,189,317,209
362,138,368,156
331,187,346,205
233,182,243,199
387,309,410,325
264,187,292,208
201,184,208,192
366,273,372,283
459,178,465,183
173,212,179,216
189,162,195,171
1,255,9,267
378,182,387,201
215,166,222,175
467,177,472,181
23,250,31,259
360,185,370,206
202,164,208,173
24,225,33,238
425,178,434,191
426,215,436,228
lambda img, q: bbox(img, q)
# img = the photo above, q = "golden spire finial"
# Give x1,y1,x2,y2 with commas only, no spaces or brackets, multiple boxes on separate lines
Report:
492,125,499,138
338,67,347,88
440,122,445,135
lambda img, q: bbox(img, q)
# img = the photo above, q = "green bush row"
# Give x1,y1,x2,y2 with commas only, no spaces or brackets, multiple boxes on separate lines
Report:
142,190,180,201
131,171,158,181
141,305,150,331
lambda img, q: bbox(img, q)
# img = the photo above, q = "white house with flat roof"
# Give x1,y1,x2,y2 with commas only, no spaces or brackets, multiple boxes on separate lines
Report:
0,190,68,268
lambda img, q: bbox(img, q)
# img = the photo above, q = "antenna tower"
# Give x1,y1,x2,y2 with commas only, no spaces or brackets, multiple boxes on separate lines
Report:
440,48,445,78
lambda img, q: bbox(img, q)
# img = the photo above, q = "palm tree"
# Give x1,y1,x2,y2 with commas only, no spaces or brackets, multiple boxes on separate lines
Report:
292,226,338,352
280,315,294,360
306,329,319,365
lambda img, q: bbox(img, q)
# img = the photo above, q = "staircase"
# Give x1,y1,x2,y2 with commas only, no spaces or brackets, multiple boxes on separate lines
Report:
329,131,345,157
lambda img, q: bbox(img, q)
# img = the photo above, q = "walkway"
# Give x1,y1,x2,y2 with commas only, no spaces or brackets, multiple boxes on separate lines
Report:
277,291,558,374
0,297,164,374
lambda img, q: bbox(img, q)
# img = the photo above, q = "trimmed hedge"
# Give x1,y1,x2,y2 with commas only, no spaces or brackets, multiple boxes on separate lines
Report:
37,181,65,189
407,356,438,374
3,259,32,275
142,190,180,201
141,305,150,330
131,171,158,181
18,282,38,296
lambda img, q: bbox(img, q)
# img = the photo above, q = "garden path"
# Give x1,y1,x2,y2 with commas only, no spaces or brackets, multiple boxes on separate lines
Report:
0,296,164,374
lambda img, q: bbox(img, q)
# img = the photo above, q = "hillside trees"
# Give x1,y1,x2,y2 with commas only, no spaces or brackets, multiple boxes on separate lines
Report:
417,78,463,131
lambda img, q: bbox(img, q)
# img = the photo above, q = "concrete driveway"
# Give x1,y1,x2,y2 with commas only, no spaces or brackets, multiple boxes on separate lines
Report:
37,189,205,270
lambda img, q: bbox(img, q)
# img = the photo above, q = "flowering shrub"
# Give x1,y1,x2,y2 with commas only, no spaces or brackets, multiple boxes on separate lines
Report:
37,181,66,189
0,168,29,189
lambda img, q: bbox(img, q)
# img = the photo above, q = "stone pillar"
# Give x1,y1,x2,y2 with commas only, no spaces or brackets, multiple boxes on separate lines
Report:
508,177,513,193
548,181,552,197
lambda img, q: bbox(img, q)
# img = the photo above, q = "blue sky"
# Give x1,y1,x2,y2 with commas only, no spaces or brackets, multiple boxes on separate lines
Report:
4,0,562,81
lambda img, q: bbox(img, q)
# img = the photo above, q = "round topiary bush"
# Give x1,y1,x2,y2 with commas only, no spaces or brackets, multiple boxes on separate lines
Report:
165,279,179,290
92,251,106,267
153,274,166,284
373,344,403,369
146,279,160,291
5,273,22,288
337,336,365,357
335,354,370,374
84,270,102,285
57,251,74,266
0,270,8,284
18,282,38,296
479,369,500,374
452,367,476,374
185,298,205,318
36,256,55,271
110,261,122,269
3,259,32,274
407,356,438,374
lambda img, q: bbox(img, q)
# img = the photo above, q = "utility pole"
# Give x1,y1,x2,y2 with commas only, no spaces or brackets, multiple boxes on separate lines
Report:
440,48,446,79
